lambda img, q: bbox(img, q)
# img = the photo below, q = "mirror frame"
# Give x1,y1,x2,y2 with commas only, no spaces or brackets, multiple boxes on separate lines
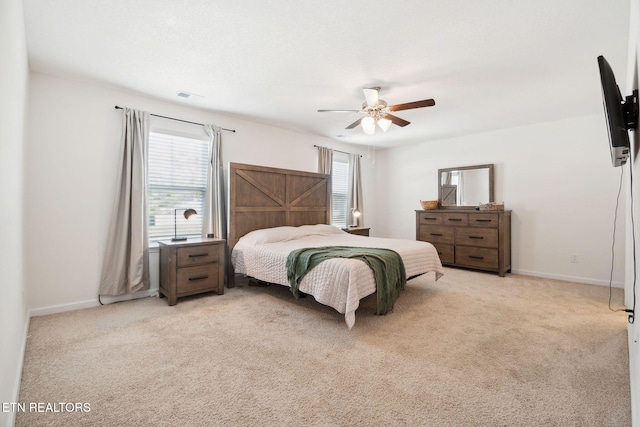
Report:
437,164,494,209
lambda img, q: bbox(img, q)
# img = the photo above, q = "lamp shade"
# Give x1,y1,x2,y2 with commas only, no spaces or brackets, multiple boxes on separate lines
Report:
361,116,376,135
183,208,197,219
377,118,392,132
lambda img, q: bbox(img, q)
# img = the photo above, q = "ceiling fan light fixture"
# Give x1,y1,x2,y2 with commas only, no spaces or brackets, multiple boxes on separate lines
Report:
377,118,392,132
318,87,435,134
361,116,376,135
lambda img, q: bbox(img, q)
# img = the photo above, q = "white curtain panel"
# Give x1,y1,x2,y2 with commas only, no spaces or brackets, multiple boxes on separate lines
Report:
99,107,150,296
317,146,333,222
202,124,226,240
317,146,333,175
347,153,363,227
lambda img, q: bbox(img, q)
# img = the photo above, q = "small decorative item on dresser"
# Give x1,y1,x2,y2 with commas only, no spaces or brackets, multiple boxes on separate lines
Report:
420,200,438,210
478,202,505,211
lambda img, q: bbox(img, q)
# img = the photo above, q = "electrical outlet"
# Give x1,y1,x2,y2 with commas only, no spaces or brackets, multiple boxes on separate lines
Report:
570,254,579,263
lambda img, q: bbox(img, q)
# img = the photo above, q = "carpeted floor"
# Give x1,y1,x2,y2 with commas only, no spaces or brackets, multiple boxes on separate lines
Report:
16,268,631,426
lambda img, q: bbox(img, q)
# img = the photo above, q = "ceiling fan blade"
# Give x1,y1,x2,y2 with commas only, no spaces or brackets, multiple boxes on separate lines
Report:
363,88,380,107
386,114,411,127
345,118,363,129
317,109,361,113
388,99,435,112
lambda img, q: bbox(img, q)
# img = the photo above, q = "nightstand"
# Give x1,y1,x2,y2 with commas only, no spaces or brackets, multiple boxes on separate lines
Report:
343,227,370,236
158,237,225,306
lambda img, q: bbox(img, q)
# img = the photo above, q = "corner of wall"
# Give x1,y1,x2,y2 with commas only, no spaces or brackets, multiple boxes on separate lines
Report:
626,1,639,425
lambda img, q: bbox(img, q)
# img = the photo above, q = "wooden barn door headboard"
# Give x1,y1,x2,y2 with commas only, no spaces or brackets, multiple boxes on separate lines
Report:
228,162,331,250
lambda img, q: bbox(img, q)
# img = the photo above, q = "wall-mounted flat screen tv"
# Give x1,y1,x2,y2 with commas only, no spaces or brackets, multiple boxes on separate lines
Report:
597,55,637,167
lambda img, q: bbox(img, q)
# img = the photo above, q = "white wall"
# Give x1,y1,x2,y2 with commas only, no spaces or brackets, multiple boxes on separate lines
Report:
25,72,376,314
0,0,29,425
374,114,626,287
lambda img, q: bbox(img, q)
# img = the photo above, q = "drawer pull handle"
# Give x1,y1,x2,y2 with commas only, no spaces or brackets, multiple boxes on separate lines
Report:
448,218,462,222
189,253,209,258
475,219,491,222
189,275,209,281
430,233,443,236
469,236,484,239
423,217,438,221
468,255,484,260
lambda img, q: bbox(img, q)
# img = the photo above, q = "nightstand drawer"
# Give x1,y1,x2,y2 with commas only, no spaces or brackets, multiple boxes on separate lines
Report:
343,227,370,236
177,264,219,294
177,245,219,267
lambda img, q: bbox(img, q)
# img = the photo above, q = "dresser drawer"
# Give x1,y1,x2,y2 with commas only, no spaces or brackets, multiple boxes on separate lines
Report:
177,264,220,294
455,227,498,248
468,213,499,228
432,243,454,264
443,213,468,226
419,225,454,244
455,246,499,270
418,212,443,225
177,245,219,267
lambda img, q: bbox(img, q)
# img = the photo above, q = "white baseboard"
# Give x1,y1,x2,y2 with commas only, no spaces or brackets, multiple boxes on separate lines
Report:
511,268,625,288
29,289,159,317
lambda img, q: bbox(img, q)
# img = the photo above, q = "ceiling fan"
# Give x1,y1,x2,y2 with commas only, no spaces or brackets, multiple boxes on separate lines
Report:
318,87,435,135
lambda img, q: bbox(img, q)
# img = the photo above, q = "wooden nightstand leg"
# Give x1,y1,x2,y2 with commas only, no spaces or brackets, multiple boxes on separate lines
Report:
168,286,177,306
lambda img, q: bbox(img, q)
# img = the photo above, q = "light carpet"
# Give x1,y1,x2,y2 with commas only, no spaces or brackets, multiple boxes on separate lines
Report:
16,268,631,426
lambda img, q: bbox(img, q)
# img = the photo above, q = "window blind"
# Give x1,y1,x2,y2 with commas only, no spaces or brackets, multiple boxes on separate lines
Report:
331,152,349,228
147,131,209,242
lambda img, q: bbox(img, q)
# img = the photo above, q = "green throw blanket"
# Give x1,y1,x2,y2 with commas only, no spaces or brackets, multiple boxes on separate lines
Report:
286,246,407,315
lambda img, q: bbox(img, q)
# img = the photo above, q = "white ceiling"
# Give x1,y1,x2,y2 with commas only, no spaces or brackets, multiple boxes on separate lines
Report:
22,0,631,148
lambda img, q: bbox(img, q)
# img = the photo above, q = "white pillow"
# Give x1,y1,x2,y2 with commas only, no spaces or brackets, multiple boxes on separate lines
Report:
238,226,300,245
297,224,345,236
238,224,345,245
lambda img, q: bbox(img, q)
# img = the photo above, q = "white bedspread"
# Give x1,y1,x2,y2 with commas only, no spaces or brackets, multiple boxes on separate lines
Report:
232,224,444,328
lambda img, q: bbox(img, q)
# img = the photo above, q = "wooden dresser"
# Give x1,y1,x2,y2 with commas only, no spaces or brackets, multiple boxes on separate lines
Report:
416,210,511,276
158,237,225,305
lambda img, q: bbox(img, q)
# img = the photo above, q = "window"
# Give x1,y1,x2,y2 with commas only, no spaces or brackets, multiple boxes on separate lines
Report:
147,131,209,243
331,152,349,228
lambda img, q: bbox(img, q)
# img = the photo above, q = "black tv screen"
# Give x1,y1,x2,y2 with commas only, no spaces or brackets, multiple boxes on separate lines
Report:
597,55,630,167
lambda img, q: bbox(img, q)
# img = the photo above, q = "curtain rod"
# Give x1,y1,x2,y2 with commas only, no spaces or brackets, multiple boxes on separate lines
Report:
114,106,236,133
314,145,362,158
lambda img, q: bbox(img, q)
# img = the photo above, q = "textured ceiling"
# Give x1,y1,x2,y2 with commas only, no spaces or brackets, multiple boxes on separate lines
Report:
23,0,631,147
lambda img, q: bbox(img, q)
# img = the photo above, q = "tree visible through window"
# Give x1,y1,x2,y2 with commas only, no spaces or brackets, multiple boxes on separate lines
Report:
147,131,208,243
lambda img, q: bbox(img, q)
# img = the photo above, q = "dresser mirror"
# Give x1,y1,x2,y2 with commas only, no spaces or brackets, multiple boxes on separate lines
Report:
438,164,494,209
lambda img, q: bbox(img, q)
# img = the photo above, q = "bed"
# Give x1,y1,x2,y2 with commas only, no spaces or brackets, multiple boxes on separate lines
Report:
228,162,444,328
